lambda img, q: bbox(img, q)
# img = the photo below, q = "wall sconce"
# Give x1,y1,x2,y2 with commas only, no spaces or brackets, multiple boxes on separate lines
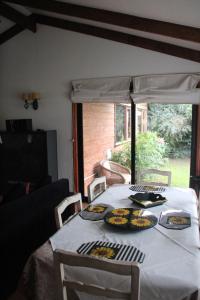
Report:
22,92,40,110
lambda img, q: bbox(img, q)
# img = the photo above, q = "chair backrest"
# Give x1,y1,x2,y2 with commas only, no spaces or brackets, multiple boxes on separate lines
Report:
55,193,82,229
53,249,140,300
138,168,171,186
101,160,111,169
87,176,106,203
100,160,130,174
99,160,131,185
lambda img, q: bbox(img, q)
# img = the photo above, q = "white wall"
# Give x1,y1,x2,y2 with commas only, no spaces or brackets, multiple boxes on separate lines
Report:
0,25,200,189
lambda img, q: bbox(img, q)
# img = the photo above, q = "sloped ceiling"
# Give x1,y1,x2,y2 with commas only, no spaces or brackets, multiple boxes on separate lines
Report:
59,0,200,27
0,0,200,63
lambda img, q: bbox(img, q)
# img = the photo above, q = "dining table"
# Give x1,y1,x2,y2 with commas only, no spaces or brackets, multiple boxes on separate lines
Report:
20,184,200,300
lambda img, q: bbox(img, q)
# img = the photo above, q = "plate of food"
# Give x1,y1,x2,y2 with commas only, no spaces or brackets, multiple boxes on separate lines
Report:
104,208,157,230
79,203,114,221
129,192,167,208
159,210,191,229
77,240,145,263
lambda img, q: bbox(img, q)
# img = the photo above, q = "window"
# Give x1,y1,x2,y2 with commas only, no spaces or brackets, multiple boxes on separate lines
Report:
136,104,148,133
115,104,131,144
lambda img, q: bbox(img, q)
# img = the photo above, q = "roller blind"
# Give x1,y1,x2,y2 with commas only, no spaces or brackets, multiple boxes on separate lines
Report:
71,76,131,103
131,73,200,104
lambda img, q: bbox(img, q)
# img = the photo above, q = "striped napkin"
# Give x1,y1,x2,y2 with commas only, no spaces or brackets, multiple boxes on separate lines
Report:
129,185,166,193
77,241,145,263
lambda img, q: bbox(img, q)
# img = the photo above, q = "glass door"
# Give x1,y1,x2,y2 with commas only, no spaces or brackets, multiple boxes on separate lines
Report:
135,103,193,187
78,102,132,198
74,102,197,198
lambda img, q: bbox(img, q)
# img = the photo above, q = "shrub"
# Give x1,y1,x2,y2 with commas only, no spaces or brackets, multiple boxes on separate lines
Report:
111,131,167,173
135,131,167,173
148,104,192,158
112,142,131,169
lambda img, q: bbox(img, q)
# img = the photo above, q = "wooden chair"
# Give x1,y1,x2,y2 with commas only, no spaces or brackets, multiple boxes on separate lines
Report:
55,193,82,229
87,176,106,203
138,168,171,186
99,160,131,186
53,249,140,300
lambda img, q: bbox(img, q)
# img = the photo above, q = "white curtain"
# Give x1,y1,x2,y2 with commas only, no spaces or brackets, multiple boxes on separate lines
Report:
71,76,131,103
131,73,200,104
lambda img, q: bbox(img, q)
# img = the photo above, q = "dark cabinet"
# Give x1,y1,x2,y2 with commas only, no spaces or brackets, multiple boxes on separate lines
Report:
0,130,58,188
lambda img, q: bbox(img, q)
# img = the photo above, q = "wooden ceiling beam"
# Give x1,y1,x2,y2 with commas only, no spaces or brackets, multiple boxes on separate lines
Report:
35,14,200,63
0,23,24,44
0,1,36,32
3,0,200,43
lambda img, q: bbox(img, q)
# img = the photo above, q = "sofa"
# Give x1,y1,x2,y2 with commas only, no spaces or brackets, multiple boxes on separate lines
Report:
0,178,71,300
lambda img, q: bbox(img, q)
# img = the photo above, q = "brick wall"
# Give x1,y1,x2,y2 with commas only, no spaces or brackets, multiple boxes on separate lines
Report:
83,103,115,194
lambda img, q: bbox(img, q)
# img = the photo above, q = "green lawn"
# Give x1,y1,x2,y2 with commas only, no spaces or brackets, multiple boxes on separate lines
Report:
164,158,190,188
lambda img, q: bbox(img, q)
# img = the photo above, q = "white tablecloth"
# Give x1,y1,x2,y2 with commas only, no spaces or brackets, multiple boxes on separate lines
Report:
50,185,200,300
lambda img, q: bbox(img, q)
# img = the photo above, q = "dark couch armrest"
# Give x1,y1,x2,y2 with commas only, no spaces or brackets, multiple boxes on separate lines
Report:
0,178,71,300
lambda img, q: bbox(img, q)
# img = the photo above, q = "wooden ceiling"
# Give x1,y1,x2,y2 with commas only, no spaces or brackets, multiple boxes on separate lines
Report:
0,0,200,63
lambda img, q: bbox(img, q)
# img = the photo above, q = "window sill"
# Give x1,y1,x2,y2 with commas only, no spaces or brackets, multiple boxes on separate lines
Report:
115,139,131,147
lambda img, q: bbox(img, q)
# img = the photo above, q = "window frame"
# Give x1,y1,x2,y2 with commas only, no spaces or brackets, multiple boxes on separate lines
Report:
114,103,131,146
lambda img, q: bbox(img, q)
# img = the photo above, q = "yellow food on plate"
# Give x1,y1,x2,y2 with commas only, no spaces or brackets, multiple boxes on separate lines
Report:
90,247,115,259
108,216,128,225
131,218,152,227
132,210,142,216
111,208,130,216
168,216,189,225
87,205,106,213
